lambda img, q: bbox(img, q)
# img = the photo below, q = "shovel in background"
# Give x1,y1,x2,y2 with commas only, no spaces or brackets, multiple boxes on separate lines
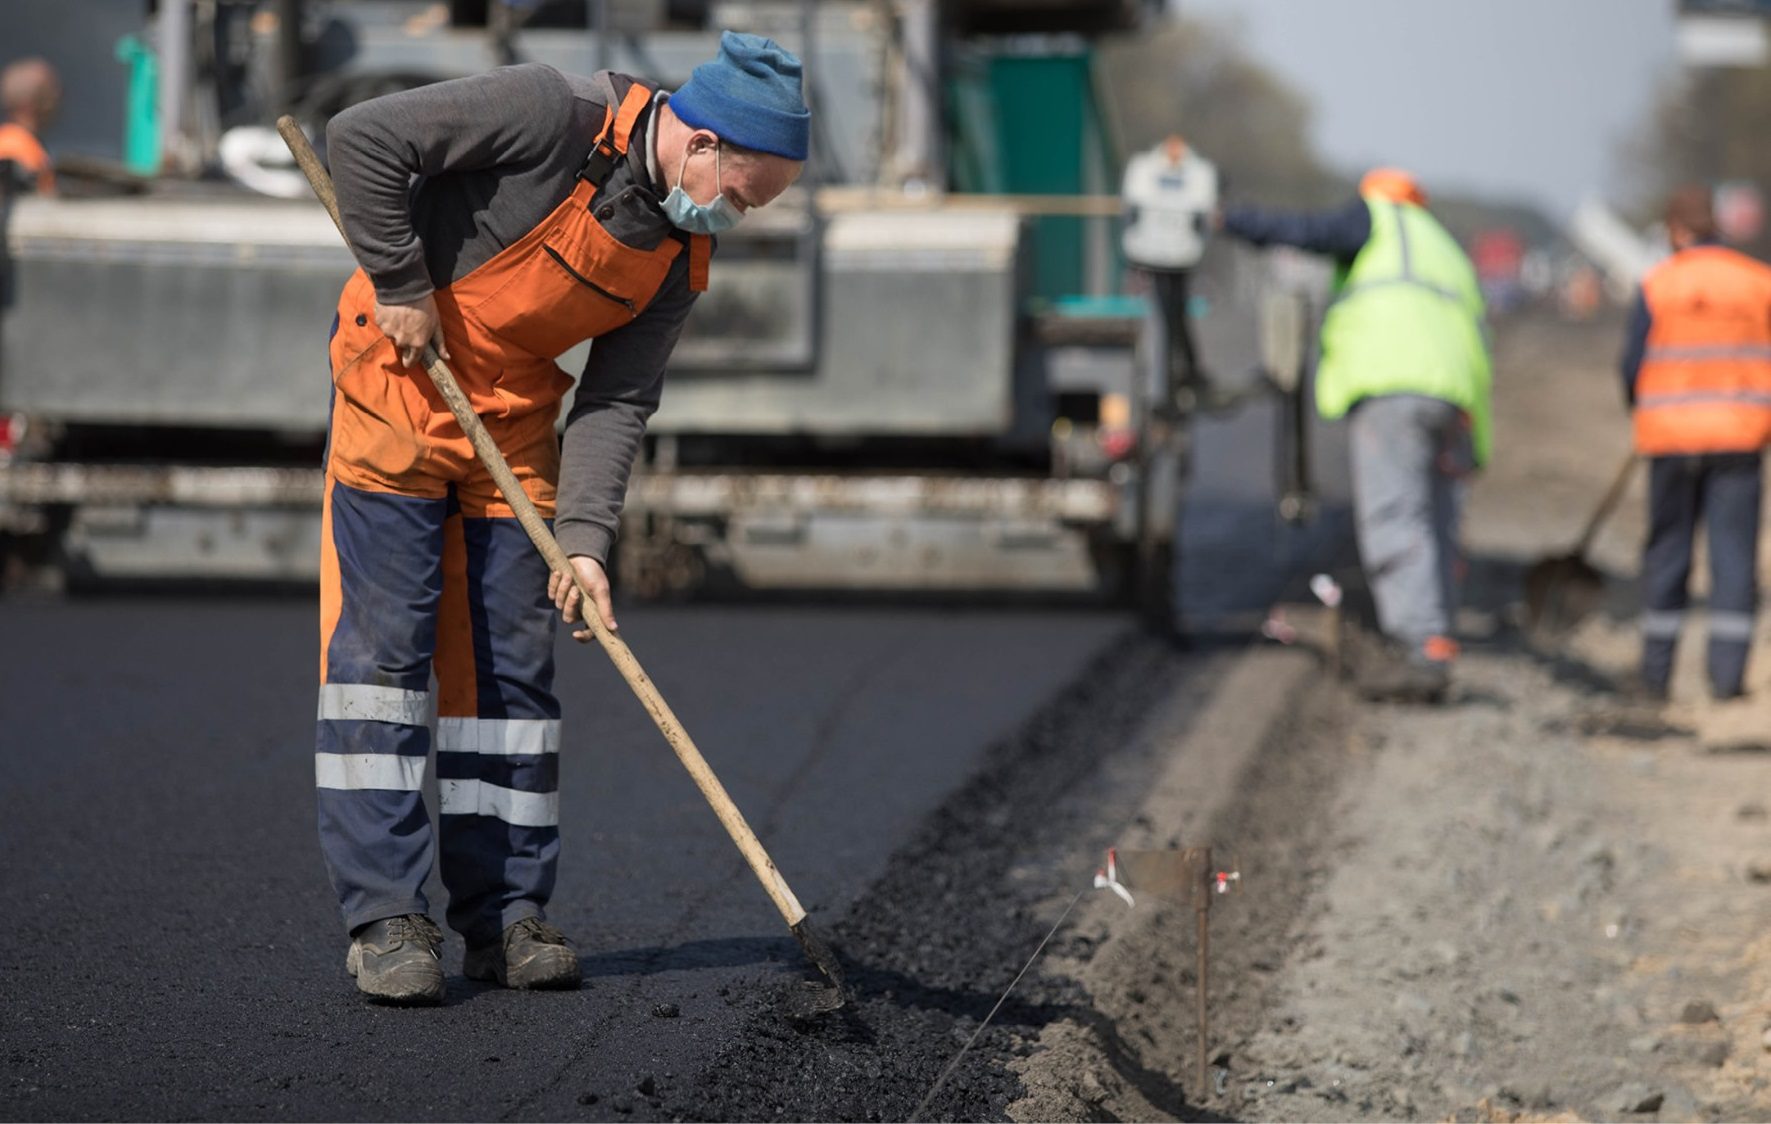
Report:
1523,453,1637,637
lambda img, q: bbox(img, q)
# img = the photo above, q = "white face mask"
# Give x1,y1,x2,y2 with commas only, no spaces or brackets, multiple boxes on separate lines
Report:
662,141,742,235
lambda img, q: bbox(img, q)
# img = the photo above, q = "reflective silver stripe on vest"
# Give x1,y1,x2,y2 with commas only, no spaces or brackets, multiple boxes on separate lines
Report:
1709,610,1755,642
1335,202,1467,306
1640,609,1684,639
1336,275,1468,304
436,717,561,756
1643,344,1771,362
437,779,559,827
317,683,431,725
1394,200,1413,277
315,752,427,791
1636,390,1771,408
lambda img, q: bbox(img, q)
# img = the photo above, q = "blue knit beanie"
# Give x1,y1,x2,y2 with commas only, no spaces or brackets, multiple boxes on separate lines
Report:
670,31,810,161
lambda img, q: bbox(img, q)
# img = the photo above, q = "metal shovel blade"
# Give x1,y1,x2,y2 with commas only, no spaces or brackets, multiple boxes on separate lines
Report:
1522,553,1606,637
1522,454,1637,638
789,918,850,1011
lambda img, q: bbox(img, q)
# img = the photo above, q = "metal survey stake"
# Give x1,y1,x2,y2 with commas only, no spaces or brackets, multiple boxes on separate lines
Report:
1185,845,1214,1097
1105,845,1242,1102
277,116,848,1003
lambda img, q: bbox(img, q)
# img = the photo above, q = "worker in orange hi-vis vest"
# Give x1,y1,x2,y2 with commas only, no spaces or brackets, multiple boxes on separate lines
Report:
0,57,59,197
1621,184,1771,702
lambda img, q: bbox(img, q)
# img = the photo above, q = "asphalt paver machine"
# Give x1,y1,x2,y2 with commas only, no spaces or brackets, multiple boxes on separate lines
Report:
0,0,1306,631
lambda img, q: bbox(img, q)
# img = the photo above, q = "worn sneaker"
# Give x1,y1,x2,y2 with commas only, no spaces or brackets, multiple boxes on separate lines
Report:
346,914,445,1005
464,917,582,990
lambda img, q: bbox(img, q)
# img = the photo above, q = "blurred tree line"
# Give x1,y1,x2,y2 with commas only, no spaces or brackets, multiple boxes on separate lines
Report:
1626,59,1771,255
1093,17,1343,208
1092,17,1556,246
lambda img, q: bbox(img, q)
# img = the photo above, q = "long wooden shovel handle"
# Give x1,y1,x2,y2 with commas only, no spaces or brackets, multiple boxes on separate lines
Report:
1572,452,1638,557
278,117,807,929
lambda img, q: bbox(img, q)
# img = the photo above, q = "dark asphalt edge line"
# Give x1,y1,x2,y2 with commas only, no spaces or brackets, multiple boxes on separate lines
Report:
655,632,1251,1122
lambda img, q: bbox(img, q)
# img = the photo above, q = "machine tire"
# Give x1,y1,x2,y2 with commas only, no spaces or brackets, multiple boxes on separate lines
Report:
1133,536,1178,638
1104,534,1178,637
0,511,69,594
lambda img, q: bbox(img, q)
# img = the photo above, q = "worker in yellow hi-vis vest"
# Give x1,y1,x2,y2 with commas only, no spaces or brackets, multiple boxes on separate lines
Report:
1221,168,1491,703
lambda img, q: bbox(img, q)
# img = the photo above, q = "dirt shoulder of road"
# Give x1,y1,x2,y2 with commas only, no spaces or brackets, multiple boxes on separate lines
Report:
1009,312,1771,1123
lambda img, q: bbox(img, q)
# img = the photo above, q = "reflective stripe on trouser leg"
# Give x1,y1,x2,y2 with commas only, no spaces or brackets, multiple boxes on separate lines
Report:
316,479,448,934
1703,453,1762,695
433,503,563,944
1350,395,1460,648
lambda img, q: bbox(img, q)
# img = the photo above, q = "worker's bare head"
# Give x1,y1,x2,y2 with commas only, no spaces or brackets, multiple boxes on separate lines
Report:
1,57,61,130
655,31,809,231
1664,184,1717,250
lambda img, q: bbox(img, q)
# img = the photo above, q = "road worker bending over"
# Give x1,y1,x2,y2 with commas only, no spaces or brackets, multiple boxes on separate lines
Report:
1621,185,1771,705
1220,168,1492,703
316,32,808,1004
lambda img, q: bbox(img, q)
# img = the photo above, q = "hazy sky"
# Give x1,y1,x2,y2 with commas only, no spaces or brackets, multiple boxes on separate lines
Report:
1174,0,1681,219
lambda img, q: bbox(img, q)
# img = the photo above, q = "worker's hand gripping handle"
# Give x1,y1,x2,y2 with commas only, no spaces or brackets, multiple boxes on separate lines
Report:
275,116,809,932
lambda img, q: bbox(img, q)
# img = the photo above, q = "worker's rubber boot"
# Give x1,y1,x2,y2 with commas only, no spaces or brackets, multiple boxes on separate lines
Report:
1357,639,1452,704
346,914,445,1005
463,917,581,990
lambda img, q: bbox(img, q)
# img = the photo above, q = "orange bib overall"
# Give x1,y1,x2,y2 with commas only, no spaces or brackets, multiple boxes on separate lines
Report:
324,81,708,518
315,82,709,942
0,123,54,195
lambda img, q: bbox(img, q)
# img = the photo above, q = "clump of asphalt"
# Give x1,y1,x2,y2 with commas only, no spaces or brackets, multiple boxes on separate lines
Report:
664,635,1210,1122
657,631,1364,1124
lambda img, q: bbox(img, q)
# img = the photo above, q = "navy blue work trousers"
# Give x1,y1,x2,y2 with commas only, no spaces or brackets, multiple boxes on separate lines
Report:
1641,452,1762,697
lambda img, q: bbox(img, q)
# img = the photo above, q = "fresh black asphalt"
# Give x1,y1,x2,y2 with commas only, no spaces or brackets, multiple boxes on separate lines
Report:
1,337,1353,1119
0,595,1128,1119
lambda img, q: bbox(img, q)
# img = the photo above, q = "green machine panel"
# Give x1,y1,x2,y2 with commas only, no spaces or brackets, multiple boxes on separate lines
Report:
949,50,1116,301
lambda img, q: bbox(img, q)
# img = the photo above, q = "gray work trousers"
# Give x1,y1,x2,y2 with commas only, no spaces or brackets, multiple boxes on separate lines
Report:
1347,394,1472,651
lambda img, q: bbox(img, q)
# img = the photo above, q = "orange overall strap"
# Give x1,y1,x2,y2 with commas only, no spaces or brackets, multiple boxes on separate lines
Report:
579,82,657,196
688,234,711,293
609,83,653,152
